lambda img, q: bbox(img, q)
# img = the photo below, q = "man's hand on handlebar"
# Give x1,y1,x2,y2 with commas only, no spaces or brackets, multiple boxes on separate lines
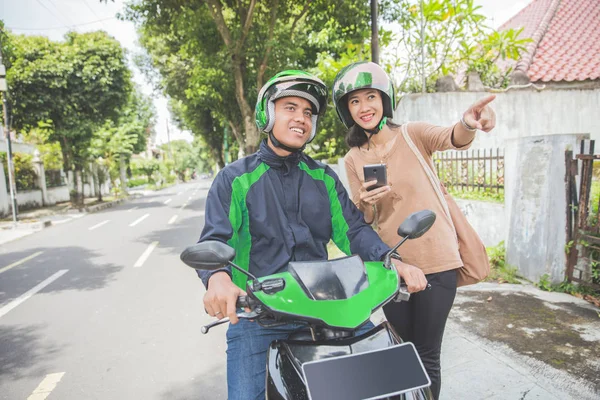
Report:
392,260,428,293
205,271,247,324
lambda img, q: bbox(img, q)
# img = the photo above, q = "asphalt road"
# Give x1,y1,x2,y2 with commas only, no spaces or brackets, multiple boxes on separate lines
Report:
0,180,227,400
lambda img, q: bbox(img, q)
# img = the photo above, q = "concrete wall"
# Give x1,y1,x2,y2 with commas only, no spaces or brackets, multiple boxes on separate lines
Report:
0,138,36,154
47,186,70,205
505,134,579,284
15,189,43,210
455,199,505,247
395,89,600,149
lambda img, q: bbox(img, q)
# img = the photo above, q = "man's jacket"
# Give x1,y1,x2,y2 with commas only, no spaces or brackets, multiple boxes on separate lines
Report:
197,140,390,289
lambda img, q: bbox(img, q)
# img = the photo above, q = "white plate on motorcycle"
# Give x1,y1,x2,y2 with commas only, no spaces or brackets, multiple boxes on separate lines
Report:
302,342,430,400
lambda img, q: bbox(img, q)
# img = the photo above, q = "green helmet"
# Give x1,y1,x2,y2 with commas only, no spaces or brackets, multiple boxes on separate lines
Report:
255,70,327,143
332,61,396,129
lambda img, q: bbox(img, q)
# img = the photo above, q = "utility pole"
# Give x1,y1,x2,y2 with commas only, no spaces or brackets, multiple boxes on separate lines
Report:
371,0,380,64
420,0,426,93
166,117,173,160
0,40,18,223
223,126,229,165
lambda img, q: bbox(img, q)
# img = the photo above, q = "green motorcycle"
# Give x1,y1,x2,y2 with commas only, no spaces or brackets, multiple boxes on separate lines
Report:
181,210,436,400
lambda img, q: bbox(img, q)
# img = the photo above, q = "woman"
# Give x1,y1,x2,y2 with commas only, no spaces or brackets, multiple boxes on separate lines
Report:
334,61,495,399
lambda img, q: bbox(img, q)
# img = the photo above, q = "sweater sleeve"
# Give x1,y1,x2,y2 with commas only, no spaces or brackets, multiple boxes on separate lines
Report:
343,152,375,223
409,121,474,157
195,169,238,288
326,166,390,262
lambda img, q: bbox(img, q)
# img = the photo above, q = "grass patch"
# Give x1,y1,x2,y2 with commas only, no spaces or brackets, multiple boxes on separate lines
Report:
536,274,600,307
448,187,504,203
485,241,521,284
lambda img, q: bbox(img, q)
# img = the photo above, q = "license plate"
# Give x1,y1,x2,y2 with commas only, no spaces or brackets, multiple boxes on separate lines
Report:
302,342,430,400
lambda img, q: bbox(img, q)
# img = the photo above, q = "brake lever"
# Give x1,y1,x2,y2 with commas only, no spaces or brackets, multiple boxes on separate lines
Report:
200,310,261,334
394,283,432,302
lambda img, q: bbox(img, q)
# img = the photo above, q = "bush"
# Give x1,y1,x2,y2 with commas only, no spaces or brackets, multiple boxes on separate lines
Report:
485,241,521,284
127,177,147,188
0,152,38,190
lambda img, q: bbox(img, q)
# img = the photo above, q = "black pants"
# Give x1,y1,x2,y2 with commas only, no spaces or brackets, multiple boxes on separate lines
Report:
383,269,457,400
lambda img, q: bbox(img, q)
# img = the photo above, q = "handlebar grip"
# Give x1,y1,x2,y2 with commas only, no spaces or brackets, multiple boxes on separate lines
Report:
236,295,249,309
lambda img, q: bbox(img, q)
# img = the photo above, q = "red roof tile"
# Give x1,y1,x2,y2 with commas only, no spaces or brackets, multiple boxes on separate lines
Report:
499,0,600,83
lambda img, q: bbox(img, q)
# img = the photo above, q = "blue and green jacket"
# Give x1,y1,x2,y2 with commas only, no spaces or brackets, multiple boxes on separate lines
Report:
197,139,390,289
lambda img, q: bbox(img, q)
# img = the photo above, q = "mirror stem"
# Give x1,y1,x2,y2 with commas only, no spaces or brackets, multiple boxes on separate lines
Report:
384,236,410,268
227,261,259,282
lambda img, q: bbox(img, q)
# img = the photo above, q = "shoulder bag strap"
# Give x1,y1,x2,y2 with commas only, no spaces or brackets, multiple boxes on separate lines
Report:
401,123,457,238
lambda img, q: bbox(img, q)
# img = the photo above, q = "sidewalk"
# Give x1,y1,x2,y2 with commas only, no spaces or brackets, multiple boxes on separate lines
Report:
371,282,599,399
0,183,182,246
0,196,130,246
442,283,599,399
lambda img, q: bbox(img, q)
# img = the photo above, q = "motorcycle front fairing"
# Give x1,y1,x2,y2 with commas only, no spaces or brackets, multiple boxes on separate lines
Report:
249,255,399,330
265,322,432,400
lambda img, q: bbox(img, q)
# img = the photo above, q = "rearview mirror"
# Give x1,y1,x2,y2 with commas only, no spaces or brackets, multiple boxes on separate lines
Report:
180,241,236,270
397,210,436,239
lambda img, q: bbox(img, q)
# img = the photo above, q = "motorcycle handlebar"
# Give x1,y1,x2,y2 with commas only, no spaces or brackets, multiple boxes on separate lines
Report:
236,295,249,309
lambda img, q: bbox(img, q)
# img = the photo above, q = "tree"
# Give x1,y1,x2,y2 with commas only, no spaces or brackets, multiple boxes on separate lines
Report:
89,87,156,198
5,31,132,205
162,140,197,182
125,0,372,156
381,0,530,92
133,157,160,183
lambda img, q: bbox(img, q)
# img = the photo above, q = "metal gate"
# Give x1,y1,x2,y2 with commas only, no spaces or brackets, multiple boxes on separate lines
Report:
565,140,600,290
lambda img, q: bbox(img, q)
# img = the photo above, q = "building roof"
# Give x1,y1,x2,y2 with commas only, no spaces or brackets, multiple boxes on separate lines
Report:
499,0,600,83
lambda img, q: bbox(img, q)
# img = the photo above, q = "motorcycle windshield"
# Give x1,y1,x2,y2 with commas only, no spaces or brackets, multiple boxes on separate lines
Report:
251,256,399,329
287,255,369,300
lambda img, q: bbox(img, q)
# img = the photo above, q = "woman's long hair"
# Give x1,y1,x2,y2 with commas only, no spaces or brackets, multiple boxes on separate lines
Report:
345,119,401,148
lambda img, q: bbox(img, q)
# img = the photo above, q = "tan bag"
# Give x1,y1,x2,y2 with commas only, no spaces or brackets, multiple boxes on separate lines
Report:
401,123,490,287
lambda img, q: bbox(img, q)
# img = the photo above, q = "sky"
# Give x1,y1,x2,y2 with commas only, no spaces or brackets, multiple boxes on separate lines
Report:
0,0,531,145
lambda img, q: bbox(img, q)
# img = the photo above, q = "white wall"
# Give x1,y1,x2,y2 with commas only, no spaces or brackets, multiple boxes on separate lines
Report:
395,89,600,149
47,186,70,205
455,199,505,247
15,189,43,210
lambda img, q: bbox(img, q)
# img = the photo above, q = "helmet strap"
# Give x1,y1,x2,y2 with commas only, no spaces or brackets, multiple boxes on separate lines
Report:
269,131,305,153
364,116,387,150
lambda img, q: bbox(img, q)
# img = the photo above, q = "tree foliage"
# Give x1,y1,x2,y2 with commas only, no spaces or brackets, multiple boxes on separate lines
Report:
125,0,372,159
6,31,133,171
381,0,531,92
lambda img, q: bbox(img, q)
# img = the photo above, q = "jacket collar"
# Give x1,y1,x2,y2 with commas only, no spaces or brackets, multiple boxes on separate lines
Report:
258,139,303,171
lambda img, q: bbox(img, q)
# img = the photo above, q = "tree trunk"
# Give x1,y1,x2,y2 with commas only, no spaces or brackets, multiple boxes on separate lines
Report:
119,155,128,195
74,169,84,208
93,163,103,202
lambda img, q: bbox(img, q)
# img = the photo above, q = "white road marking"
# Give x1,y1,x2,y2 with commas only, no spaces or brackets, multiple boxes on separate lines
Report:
188,196,192,201
0,251,43,275
127,206,138,212
129,213,150,227
180,202,188,210
0,270,68,319
134,242,159,267
164,198,172,204
27,372,66,400
177,191,182,195
168,215,178,224
88,220,110,231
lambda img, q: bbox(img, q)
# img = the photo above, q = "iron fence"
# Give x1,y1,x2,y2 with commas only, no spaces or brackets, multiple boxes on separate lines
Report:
432,148,504,194
565,140,600,290
45,170,66,188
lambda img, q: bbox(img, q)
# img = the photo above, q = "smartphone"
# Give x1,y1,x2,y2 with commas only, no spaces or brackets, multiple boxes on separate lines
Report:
363,164,387,191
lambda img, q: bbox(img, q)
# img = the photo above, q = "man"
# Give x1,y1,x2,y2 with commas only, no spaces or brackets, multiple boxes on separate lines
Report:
196,70,427,399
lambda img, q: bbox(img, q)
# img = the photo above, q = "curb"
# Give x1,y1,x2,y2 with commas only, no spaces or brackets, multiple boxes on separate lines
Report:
82,198,127,213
